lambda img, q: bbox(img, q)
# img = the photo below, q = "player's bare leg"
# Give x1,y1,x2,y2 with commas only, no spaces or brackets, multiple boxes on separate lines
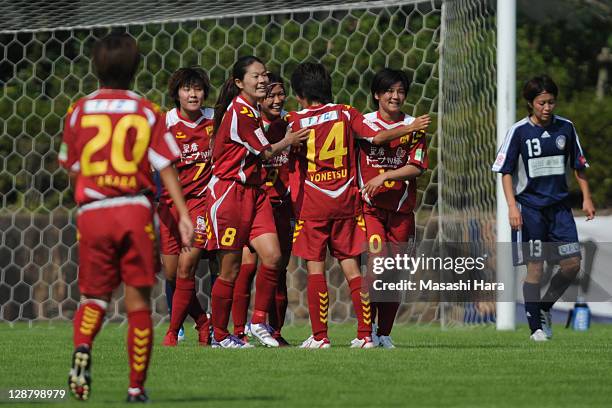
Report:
340,257,374,348
69,293,110,401
248,233,282,347
124,285,153,402
232,247,258,340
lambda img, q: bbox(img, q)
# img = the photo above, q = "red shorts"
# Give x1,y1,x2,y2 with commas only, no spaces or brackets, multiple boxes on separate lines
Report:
362,205,415,255
76,197,159,297
291,216,366,262
158,196,208,255
207,178,276,251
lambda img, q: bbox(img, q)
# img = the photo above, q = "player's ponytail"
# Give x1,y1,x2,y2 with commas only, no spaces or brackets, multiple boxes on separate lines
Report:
212,55,265,137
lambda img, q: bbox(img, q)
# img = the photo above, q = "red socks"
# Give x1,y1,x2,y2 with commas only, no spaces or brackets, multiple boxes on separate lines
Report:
232,263,257,334
73,301,106,349
349,276,372,339
307,274,329,340
251,264,279,324
269,269,288,334
211,278,234,341
376,302,400,336
168,277,194,333
127,310,153,390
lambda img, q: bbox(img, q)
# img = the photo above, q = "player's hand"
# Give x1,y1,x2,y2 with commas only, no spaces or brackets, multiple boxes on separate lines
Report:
361,173,387,198
408,114,431,133
178,213,194,250
508,204,522,230
583,197,595,221
285,127,310,146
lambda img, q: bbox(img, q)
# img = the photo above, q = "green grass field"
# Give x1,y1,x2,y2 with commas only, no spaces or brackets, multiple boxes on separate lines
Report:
0,322,610,407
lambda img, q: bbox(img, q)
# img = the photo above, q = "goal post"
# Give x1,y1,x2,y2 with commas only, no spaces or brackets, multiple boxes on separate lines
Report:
0,0,505,327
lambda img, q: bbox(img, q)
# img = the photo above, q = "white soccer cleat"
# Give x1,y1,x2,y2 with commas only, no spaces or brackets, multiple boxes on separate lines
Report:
529,329,548,342
299,335,331,349
540,309,553,339
248,323,279,348
371,323,380,347
211,334,254,349
378,335,396,349
350,336,376,349
177,326,185,342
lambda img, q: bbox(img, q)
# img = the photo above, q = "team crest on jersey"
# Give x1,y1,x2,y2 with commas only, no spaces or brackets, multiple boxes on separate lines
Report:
196,216,206,233
556,135,566,150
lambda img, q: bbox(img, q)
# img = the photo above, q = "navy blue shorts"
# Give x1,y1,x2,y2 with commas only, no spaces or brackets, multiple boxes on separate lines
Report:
512,201,581,265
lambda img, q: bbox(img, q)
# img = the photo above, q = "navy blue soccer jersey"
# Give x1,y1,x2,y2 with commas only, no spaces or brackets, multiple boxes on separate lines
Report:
492,115,588,208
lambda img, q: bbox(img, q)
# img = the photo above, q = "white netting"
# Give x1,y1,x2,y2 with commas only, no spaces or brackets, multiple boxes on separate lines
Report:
0,0,496,326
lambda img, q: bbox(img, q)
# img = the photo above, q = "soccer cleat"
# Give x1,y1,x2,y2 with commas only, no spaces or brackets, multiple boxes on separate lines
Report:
273,333,291,347
235,332,250,344
378,335,396,349
68,345,92,401
177,326,185,342
162,330,178,347
211,334,255,349
540,309,553,339
530,329,549,342
299,335,331,349
350,336,376,349
371,323,380,346
126,387,149,403
248,322,279,347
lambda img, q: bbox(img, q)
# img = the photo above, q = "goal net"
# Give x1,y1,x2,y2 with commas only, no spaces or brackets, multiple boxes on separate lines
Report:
0,0,497,326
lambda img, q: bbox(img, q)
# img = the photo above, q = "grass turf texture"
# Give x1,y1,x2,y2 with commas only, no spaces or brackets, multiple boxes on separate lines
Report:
0,323,610,407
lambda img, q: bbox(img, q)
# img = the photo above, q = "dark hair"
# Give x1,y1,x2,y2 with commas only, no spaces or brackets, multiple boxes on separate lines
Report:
168,67,211,109
213,55,265,136
92,33,140,89
290,62,332,104
522,75,558,113
370,68,411,108
265,72,285,97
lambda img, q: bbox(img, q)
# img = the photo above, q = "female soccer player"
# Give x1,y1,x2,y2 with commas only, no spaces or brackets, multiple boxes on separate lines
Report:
159,67,214,347
232,73,292,346
358,68,429,349
492,75,595,341
288,62,430,348
59,33,192,402
207,56,309,348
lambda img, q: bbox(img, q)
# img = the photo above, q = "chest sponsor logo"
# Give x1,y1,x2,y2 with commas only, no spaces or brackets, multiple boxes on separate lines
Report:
299,110,339,128
396,147,406,158
527,155,565,178
556,135,566,150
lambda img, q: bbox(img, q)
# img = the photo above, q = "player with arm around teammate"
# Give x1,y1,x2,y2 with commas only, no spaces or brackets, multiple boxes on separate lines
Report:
59,33,193,402
288,62,430,348
159,67,214,347
358,68,429,348
207,56,310,348
492,75,595,341
232,73,293,346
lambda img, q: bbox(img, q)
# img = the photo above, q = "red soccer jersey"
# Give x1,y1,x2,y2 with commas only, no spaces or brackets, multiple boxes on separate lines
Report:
357,111,428,214
159,107,214,203
58,89,180,206
288,103,382,220
261,116,291,204
211,95,270,185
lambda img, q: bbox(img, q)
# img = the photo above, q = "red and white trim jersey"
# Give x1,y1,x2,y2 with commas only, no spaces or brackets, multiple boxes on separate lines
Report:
261,115,291,205
357,111,428,214
159,107,214,203
287,103,382,220
211,95,270,185
58,88,180,206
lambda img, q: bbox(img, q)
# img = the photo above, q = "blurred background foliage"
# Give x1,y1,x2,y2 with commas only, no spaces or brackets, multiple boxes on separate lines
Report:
0,0,610,213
